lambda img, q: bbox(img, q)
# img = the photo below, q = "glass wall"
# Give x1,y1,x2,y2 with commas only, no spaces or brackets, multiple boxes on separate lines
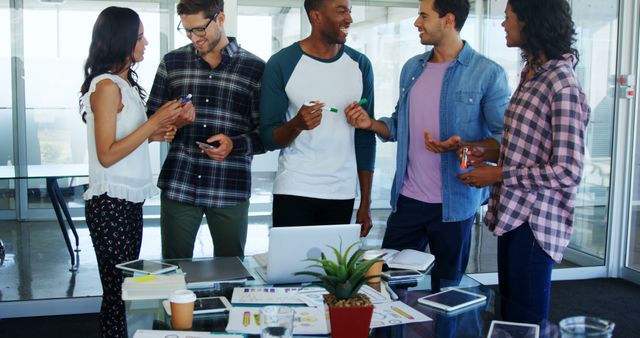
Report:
0,2,15,210
566,0,618,264
0,0,623,272
629,121,640,272
18,0,164,209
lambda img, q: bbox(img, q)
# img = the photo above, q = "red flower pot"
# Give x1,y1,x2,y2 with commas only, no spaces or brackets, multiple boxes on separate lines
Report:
327,304,374,338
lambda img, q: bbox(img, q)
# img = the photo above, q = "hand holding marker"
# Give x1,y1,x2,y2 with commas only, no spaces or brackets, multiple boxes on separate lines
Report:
179,93,192,106
460,146,469,170
304,98,368,113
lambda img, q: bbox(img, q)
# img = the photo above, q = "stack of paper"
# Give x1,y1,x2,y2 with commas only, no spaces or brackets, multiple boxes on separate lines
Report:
121,273,186,300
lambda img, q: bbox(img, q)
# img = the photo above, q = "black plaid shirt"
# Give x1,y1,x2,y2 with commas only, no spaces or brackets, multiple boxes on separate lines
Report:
147,38,265,208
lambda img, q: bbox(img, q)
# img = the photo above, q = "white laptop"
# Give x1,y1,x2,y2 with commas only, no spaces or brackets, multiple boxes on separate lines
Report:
255,224,361,284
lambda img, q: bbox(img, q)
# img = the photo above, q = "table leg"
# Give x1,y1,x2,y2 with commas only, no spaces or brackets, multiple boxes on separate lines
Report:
46,177,79,271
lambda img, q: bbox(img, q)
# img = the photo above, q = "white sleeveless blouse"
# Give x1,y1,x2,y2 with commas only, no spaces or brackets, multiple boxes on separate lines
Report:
81,74,159,203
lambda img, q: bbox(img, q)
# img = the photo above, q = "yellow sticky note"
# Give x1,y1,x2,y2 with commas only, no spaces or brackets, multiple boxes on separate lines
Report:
131,275,157,283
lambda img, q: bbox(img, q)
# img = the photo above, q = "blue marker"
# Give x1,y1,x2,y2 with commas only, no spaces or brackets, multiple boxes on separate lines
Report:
180,93,192,106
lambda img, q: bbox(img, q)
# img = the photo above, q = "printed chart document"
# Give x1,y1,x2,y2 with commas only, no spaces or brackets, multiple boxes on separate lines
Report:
296,284,389,307
370,301,432,328
133,330,242,338
230,286,306,304
178,257,252,288
225,306,330,335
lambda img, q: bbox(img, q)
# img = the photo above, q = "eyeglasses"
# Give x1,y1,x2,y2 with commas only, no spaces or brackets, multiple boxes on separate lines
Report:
177,11,220,38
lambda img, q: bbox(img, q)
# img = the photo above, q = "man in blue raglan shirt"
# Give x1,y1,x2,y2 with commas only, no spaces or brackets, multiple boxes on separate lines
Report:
259,0,376,237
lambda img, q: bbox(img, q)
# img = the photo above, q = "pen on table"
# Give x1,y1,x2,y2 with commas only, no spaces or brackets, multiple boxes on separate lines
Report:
390,305,414,320
384,282,398,300
254,313,260,326
242,311,250,326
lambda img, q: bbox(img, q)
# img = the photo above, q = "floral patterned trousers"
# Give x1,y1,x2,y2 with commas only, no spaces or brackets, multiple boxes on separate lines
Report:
86,193,143,338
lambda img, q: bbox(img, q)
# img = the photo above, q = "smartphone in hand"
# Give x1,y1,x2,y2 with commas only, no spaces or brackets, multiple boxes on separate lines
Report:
196,141,220,149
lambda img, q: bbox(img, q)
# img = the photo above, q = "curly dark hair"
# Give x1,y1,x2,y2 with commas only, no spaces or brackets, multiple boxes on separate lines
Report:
508,0,579,68
80,7,145,122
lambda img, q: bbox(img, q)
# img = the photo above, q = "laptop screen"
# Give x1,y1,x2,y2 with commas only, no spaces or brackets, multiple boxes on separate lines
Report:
262,224,361,284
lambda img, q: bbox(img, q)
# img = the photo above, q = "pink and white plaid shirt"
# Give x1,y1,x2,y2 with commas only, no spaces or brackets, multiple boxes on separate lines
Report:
484,54,591,262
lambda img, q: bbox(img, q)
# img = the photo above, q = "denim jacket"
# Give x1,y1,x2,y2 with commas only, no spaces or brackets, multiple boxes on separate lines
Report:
379,42,510,222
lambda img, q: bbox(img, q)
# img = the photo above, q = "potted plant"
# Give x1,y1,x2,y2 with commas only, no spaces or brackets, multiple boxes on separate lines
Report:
295,241,382,338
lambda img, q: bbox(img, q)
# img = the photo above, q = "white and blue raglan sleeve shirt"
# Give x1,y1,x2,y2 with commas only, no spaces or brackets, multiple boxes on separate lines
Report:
259,42,375,200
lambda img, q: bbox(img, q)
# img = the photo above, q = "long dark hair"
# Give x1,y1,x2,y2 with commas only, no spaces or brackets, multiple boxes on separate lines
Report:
80,6,146,122
508,0,579,69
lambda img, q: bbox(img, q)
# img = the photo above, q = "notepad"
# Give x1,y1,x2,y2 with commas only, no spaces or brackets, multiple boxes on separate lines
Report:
380,248,435,271
121,273,186,300
178,257,253,288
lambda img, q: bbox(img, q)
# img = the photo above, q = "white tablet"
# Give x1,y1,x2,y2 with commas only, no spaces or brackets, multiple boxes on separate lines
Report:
417,288,486,312
488,320,540,338
163,296,232,315
115,259,178,274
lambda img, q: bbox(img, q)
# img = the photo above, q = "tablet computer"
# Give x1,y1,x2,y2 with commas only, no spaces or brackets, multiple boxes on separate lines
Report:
115,259,178,274
487,320,540,338
163,296,231,315
417,288,486,312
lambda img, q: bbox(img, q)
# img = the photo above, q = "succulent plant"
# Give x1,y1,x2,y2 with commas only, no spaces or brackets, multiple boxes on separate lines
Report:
294,241,381,300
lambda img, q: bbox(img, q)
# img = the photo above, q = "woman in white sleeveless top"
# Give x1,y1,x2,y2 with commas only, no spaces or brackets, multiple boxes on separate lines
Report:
79,7,192,338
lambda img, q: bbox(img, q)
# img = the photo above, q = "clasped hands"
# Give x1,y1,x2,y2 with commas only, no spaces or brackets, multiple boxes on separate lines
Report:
423,129,501,188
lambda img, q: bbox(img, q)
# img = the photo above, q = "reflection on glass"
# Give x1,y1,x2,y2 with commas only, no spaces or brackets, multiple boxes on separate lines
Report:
1,3,14,210
629,95,640,271
566,1,618,263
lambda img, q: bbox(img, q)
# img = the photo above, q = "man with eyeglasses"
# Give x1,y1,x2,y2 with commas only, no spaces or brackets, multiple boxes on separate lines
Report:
147,0,265,259
259,0,376,235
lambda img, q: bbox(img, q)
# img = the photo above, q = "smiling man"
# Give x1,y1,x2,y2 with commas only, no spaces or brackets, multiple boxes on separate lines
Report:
259,0,376,236
146,0,265,259
345,0,510,292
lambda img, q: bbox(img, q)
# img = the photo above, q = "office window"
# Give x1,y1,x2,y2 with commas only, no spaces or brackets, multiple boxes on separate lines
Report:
565,0,617,263
20,0,163,208
0,3,14,210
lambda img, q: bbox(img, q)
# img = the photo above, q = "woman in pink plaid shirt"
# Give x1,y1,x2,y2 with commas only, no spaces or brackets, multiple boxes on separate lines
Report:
457,0,591,325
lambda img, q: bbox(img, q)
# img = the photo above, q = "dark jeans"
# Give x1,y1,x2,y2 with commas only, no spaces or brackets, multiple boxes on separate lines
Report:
272,194,355,227
381,194,474,292
498,222,554,324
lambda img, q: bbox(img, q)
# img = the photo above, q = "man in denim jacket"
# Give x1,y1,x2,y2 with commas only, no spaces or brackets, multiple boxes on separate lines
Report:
345,0,509,291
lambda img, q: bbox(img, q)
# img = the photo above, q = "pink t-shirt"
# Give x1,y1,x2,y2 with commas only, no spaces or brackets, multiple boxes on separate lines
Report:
400,61,451,203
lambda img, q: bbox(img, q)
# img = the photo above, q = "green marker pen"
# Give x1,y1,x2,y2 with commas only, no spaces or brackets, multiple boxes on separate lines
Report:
304,101,339,113
356,98,368,106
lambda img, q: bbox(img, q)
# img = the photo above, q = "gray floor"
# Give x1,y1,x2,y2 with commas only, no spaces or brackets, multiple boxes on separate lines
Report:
0,205,607,305
0,210,494,303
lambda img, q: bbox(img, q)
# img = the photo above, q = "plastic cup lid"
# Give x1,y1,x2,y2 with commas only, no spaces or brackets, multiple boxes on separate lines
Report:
169,289,196,303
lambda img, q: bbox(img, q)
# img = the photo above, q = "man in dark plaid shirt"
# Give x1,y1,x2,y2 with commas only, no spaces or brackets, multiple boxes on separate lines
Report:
147,0,265,259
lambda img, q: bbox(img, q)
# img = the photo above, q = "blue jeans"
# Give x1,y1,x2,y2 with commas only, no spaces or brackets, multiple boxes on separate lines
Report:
381,194,474,292
498,222,554,324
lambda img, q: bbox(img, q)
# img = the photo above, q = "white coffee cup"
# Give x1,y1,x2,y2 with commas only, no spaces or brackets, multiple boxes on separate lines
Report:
169,289,196,330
